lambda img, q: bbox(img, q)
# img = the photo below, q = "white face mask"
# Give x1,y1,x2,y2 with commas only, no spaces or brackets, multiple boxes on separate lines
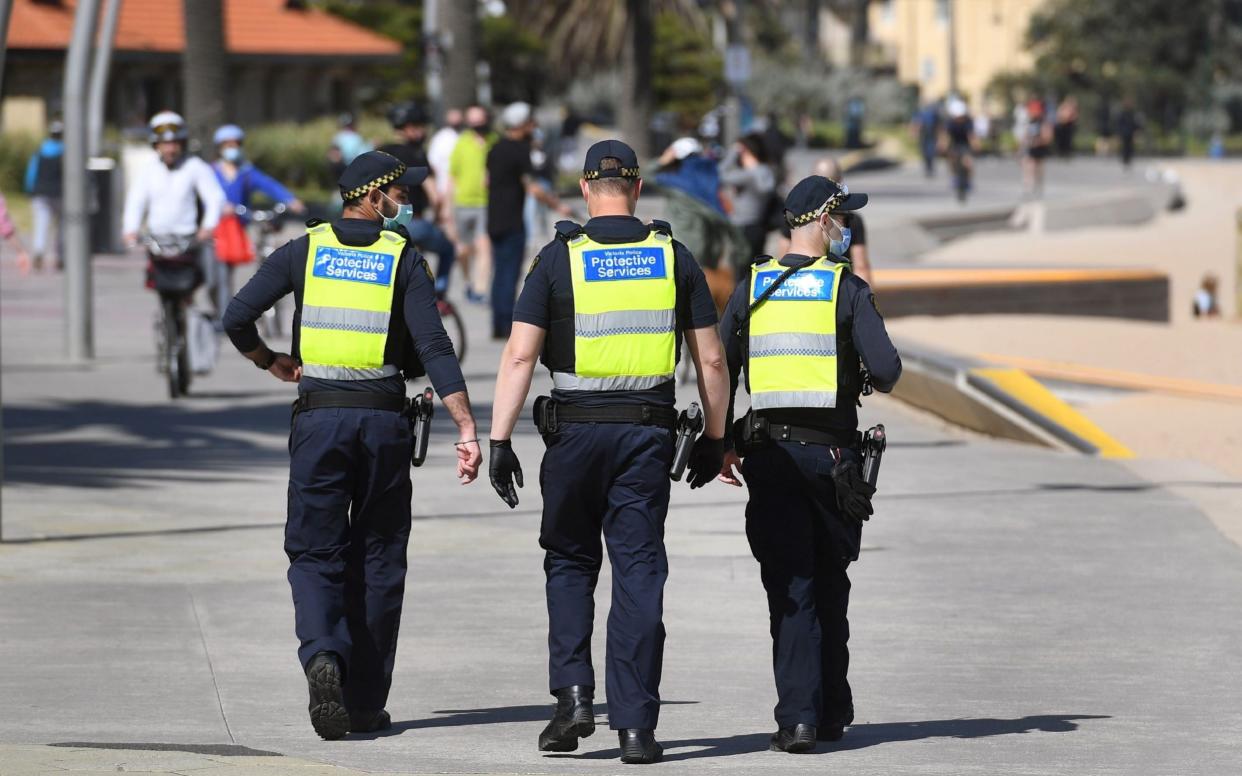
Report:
821,215,852,256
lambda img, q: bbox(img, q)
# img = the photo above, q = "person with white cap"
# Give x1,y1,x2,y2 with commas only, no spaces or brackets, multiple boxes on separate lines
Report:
485,102,575,340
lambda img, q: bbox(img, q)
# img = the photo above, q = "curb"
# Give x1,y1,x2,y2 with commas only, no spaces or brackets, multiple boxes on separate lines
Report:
890,340,1133,458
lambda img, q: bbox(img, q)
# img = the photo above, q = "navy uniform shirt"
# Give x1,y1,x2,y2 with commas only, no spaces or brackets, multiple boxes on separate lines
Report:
513,214,718,408
222,218,466,397
720,253,902,439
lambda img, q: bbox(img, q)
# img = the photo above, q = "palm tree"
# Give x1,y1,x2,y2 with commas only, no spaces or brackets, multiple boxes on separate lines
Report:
505,0,704,158
442,0,478,110
182,0,228,146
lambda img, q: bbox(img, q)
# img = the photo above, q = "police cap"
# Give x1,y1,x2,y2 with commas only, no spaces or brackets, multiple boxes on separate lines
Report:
783,175,868,228
583,139,641,180
338,150,429,201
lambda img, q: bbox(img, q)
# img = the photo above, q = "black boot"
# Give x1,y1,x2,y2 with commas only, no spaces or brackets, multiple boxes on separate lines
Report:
770,723,817,753
618,729,662,764
305,652,349,740
538,685,595,752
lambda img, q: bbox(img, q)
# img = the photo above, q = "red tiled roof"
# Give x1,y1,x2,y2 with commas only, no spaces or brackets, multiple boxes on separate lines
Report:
7,0,402,57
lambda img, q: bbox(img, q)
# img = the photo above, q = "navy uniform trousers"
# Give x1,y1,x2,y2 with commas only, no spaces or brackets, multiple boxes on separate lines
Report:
742,440,862,730
286,405,413,713
538,421,674,731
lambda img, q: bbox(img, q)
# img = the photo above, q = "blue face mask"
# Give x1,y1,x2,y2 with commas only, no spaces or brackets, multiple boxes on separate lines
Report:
823,216,851,256
221,146,244,163
379,191,414,230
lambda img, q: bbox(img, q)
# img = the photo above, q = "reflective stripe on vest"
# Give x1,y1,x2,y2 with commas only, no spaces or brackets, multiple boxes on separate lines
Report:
299,224,404,381
555,230,677,392
747,256,845,410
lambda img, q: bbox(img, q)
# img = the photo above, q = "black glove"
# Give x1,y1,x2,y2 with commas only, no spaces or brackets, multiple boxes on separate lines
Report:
830,457,876,525
686,435,725,490
489,439,523,509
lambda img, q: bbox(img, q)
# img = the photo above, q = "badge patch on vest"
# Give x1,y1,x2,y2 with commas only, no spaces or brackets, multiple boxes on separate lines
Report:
753,269,835,301
312,246,394,286
582,246,668,282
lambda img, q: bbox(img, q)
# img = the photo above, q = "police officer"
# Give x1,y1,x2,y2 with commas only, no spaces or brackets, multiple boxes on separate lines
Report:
487,140,729,764
717,175,901,753
222,151,482,740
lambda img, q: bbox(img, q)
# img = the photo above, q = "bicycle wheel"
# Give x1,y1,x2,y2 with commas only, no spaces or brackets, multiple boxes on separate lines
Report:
176,306,191,397
163,299,182,399
438,299,467,364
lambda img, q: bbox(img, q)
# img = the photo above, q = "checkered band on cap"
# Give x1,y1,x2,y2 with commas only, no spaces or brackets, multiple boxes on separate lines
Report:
786,180,850,227
584,166,641,180
342,162,408,201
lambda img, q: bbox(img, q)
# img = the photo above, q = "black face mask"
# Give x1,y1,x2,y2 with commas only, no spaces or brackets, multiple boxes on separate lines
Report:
469,124,488,135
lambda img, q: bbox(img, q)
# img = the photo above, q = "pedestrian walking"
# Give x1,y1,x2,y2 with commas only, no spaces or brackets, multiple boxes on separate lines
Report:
0,191,32,272
449,106,493,304
1117,99,1142,170
720,133,776,257
210,124,305,317
486,139,729,764
380,102,458,294
427,108,463,202
24,119,65,271
717,175,902,753
486,102,574,340
221,150,482,740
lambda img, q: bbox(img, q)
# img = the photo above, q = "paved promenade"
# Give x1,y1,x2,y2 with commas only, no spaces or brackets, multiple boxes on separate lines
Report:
3,240,1242,774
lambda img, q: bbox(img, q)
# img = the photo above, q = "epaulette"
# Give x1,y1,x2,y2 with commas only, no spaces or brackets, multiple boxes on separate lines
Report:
554,220,584,242
305,218,326,228
648,219,673,238
750,254,774,266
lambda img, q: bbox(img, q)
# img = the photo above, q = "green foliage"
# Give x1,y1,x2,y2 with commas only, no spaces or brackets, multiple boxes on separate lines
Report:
481,14,550,104
318,0,423,105
1025,0,1215,131
652,11,723,131
241,115,392,204
0,132,40,195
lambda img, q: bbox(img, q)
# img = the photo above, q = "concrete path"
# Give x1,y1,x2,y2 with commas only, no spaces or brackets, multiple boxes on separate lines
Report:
3,232,1242,775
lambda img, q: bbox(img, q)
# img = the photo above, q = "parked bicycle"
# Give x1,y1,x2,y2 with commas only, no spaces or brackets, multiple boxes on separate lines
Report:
142,233,204,399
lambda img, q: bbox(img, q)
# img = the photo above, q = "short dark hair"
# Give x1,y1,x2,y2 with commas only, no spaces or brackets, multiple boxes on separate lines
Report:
586,157,637,197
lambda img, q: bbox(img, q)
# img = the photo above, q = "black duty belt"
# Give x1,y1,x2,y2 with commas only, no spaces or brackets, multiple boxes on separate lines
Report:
736,412,861,450
534,396,678,434
293,391,408,417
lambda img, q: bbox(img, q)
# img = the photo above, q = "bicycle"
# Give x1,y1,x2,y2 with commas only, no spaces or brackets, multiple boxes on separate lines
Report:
237,202,289,339
143,233,203,399
437,295,467,365
947,145,973,203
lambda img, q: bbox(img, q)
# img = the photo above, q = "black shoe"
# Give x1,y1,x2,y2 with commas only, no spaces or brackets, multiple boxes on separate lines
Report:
770,723,817,753
349,709,391,733
618,729,662,764
305,652,349,740
819,708,853,741
538,685,595,752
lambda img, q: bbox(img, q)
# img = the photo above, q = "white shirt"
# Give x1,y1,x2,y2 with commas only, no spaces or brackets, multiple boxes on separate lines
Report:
427,127,459,196
123,154,227,236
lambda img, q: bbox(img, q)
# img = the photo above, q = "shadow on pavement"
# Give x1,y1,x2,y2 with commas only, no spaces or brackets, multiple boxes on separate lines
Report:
2,399,294,488
355,701,699,740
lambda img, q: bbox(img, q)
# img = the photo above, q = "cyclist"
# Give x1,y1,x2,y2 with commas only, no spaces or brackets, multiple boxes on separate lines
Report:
123,111,228,284
379,102,457,295
940,98,977,202
210,124,305,316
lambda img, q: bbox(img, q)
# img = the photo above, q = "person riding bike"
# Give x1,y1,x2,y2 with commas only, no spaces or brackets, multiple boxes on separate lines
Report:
123,111,228,289
210,123,305,318
939,98,978,202
379,102,457,295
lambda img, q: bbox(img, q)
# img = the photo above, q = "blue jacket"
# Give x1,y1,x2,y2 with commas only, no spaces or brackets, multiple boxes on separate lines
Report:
212,162,296,221
655,155,724,214
25,139,64,197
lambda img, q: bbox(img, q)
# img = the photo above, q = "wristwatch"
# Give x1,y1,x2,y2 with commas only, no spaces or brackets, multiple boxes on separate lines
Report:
255,349,277,370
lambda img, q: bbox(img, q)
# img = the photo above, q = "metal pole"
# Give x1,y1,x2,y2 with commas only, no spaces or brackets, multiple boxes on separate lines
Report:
63,0,101,362
1,0,15,98
423,0,443,123
946,0,958,97
88,0,122,158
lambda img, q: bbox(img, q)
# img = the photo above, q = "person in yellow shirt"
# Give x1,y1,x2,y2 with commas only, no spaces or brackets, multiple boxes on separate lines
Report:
448,105,493,303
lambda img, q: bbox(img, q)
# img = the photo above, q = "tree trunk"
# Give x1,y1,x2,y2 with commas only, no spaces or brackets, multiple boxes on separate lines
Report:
850,0,869,68
620,0,654,159
442,0,478,110
182,0,228,149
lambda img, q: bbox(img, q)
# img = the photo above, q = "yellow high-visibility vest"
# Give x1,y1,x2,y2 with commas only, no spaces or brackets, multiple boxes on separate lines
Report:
747,256,846,410
556,229,677,391
299,224,405,381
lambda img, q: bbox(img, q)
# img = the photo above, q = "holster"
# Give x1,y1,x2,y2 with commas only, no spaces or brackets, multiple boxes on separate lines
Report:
533,395,559,435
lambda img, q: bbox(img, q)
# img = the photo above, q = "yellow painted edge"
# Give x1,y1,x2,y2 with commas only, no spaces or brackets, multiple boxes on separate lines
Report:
979,352,1242,404
873,267,1165,289
970,367,1135,459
